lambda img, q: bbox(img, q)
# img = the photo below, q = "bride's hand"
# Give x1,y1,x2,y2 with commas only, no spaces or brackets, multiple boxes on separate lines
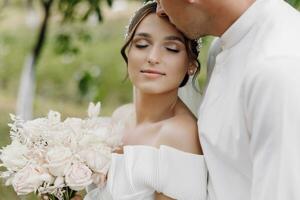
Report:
71,194,83,200
113,145,124,154
155,192,175,200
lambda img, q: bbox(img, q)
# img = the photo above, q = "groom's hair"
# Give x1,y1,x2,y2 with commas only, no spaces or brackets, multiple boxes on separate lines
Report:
121,1,201,89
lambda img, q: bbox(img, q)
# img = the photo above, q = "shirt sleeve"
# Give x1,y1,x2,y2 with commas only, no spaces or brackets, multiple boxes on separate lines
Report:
242,57,300,200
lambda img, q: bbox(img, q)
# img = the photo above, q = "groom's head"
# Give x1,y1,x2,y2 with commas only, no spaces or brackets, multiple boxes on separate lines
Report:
156,0,255,38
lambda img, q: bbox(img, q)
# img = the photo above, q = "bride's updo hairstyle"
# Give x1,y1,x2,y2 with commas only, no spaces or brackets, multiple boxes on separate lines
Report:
121,1,201,88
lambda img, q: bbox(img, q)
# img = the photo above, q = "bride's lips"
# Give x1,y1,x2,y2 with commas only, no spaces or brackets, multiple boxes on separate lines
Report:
140,69,166,78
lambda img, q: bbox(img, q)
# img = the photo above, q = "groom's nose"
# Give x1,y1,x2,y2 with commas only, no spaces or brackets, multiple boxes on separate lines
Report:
156,3,167,17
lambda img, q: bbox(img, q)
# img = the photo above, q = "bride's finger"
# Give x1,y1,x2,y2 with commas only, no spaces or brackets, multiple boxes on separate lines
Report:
71,194,83,200
113,145,124,154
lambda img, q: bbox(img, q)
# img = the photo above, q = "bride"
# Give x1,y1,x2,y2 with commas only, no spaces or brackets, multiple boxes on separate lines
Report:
80,1,207,199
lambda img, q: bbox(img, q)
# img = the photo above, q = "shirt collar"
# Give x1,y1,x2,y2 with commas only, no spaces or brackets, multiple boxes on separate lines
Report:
220,0,272,50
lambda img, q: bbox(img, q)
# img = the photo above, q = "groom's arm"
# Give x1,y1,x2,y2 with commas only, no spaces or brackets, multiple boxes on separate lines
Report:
243,58,300,200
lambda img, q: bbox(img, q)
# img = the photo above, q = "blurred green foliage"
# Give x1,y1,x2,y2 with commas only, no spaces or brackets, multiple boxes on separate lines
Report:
0,3,135,198
287,0,300,7
1,0,299,199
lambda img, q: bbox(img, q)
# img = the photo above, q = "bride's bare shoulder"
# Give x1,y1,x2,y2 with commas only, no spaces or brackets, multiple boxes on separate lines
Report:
159,112,202,155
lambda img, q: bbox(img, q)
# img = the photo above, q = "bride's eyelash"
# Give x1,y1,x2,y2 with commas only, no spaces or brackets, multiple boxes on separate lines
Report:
135,44,148,49
166,48,180,53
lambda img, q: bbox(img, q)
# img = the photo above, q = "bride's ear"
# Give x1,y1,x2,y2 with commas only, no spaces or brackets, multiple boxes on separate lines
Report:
187,62,197,76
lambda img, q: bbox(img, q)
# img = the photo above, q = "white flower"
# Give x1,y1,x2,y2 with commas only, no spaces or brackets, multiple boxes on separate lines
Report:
65,162,93,191
45,146,72,176
0,140,29,171
54,176,65,188
83,117,114,141
88,102,101,118
64,118,83,136
12,164,53,196
92,173,107,188
0,171,14,186
48,110,61,124
92,117,113,138
23,118,48,139
2,101,121,197
79,146,111,174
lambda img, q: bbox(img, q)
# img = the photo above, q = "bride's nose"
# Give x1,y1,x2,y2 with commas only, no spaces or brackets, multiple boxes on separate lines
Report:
147,47,160,65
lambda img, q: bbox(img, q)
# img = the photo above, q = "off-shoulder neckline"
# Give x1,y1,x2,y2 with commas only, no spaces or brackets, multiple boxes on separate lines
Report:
113,144,203,157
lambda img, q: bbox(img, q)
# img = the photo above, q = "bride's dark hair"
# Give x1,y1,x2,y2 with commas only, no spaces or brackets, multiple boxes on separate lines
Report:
121,1,201,88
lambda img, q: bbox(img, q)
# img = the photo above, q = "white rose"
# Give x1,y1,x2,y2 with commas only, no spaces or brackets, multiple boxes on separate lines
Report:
84,117,112,135
45,146,72,176
23,118,48,137
78,134,106,148
64,118,83,136
53,176,65,188
12,165,52,195
62,118,86,149
79,146,111,173
0,140,29,171
65,162,93,191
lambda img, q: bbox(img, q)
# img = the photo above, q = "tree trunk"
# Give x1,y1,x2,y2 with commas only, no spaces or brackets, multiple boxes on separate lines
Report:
16,0,53,120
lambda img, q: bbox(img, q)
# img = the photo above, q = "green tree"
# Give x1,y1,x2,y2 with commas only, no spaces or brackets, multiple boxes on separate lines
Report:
287,0,300,8
15,0,114,120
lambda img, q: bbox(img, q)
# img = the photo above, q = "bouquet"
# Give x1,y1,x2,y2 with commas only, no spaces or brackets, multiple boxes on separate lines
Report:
0,102,122,200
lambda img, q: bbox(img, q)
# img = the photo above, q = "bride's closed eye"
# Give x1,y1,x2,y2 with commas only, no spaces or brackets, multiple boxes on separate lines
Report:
133,39,149,49
166,47,180,53
132,38,182,53
165,43,181,53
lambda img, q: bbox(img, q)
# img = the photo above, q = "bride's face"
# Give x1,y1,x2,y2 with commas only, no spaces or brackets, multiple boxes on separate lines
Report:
127,13,191,94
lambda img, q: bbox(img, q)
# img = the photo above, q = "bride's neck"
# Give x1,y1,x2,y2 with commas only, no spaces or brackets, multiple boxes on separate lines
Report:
134,89,178,124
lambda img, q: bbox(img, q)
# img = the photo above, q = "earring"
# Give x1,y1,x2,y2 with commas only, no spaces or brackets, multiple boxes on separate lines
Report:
189,69,194,75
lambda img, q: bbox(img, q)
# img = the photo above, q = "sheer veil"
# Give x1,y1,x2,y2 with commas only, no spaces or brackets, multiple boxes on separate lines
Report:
178,37,222,118
178,77,202,118
179,37,222,118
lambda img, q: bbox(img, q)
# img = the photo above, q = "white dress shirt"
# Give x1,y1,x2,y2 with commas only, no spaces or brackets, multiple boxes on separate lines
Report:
198,0,300,200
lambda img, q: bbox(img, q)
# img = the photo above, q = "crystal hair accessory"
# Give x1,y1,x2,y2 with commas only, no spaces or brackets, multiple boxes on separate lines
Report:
123,1,202,52
124,0,156,39
196,38,203,51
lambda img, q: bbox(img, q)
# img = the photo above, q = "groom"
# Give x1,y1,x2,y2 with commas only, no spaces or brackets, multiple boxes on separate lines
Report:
157,0,300,200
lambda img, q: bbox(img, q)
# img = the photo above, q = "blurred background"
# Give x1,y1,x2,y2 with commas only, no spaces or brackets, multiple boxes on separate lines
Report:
0,0,299,199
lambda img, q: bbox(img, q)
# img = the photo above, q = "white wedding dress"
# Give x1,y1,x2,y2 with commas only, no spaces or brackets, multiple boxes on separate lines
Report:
84,145,207,200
